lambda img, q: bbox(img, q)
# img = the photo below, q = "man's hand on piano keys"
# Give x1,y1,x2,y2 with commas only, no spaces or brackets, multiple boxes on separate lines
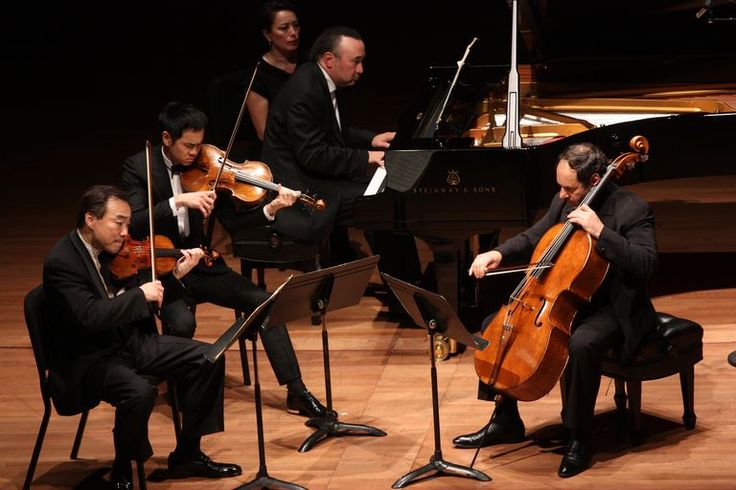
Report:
368,150,386,167
371,131,396,149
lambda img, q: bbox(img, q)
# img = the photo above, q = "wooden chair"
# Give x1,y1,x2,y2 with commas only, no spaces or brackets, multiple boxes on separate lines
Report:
23,285,179,490
600,312,703,444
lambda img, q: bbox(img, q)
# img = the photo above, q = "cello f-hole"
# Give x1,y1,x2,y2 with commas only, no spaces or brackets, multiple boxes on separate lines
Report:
534,297,548,328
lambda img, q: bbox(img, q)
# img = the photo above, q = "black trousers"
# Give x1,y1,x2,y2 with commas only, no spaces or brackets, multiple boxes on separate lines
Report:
477,306,622,433
159,267,301,386
90,334,224,462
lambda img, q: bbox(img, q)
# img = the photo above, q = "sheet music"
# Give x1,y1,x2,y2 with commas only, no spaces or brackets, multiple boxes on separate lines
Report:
205,275,293,363
363,167,386,196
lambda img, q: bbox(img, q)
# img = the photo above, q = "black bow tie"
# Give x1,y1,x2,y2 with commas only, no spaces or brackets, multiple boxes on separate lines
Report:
170,164,187,174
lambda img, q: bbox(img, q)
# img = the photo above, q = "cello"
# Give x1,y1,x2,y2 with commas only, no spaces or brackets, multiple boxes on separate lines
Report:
474,136,649,401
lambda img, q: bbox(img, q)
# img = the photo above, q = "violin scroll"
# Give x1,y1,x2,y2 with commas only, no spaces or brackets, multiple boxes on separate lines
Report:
297,193,326,212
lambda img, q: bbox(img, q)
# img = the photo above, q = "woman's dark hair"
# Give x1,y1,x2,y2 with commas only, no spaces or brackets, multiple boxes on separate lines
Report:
158,101,208,141
260,0,298,31
558,142,608,184
76,185,129,228
309,26,362,61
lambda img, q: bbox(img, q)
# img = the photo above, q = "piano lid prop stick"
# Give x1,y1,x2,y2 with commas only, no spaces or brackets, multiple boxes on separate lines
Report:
434,36,479,131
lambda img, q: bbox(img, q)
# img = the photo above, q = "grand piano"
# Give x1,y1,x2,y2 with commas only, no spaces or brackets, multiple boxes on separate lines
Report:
353,0,736,323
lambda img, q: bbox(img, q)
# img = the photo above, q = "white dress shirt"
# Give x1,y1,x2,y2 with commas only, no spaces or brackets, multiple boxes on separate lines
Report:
162,148,191,239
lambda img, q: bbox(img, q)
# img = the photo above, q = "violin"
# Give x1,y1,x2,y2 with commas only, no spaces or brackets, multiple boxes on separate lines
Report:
474,136,650,401
180,144,326,212
108,235,219,280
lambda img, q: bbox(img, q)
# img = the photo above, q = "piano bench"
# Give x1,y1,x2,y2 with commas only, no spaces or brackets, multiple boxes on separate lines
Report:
601,312,703,445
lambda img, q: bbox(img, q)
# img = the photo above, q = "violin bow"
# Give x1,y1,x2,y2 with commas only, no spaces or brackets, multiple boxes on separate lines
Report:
144,140,163,324
202,61,261,249
145,140,157,283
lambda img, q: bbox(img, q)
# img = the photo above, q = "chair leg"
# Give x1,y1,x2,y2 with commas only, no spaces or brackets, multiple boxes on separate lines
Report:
136,459,147,490
70,410,89,459
679,364,697,430
168,381,182,443
613,378,627,411
23,401,52,490
256,267,266,289
625,380,643,446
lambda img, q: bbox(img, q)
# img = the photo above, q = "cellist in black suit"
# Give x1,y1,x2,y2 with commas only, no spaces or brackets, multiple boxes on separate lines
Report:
121,101,334,419
43,185,241,489
453,143,658,478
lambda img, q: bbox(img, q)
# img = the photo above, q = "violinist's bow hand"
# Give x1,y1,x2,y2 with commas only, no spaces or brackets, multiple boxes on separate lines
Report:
140,280,164,307
175,190,217,217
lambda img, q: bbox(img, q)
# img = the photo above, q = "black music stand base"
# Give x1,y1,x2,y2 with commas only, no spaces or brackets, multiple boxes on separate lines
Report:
393,452,490,488
300,416,386,453
380,273,492,488
235,470,305,490
298,316,387,453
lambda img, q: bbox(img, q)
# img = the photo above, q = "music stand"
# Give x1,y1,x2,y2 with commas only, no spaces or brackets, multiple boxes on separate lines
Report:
205,277,306,490
381,272,491,488
267,255,387,452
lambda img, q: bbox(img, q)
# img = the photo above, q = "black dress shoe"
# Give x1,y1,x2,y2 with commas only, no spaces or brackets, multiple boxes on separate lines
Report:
168,451,242,479
453,414,525,448
287,390,337,419
111,474,133,490
558,439,591,478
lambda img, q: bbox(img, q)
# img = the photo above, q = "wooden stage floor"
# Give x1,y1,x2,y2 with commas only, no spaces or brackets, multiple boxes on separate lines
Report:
1,174,735,489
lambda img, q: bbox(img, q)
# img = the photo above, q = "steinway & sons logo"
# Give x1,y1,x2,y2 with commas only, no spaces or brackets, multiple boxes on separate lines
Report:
447,170,461,186
412,170,496,195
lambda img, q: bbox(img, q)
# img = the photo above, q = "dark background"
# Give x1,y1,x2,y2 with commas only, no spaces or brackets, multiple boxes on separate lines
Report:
3,0,735,230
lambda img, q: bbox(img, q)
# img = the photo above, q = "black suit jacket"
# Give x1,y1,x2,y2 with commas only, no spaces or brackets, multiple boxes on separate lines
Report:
42,231,158,414
262,61,376,201
495,183,658,363
122,145,269,272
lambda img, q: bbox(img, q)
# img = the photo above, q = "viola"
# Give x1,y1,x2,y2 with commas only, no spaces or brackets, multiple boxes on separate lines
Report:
473,136,649,401
180,144,326,212
108,235,219,280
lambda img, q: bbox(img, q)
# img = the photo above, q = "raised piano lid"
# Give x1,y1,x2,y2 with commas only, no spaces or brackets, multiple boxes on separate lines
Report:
394,1,736,150
495,0,736,147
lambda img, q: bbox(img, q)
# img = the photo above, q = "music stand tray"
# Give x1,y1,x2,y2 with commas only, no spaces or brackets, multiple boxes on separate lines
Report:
268,255,387,452
381,272,491,488
205,277,306,490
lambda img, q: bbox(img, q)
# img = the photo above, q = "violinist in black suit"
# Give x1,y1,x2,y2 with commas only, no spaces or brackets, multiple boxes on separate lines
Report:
121,101,333,419
453,143,658,478
43,185,241,489
262,26,421,282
